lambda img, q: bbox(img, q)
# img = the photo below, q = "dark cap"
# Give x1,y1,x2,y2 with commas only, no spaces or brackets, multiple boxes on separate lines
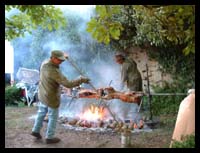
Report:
51,50,66,61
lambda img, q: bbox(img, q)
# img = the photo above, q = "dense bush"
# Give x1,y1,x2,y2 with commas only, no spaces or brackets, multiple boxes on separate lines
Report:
151,84,185,116
5,85,23,106
141,83,185,117
147,45,195,90
5,73,11,87
171,134,195,148
143,44,194,118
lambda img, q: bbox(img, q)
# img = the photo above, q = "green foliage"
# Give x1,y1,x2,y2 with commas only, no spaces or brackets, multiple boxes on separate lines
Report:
87,6,195,113
87,5,195,55
171,134,195,148
5,85,23,106
150,84,185,116
142,44,194,117
141,81,186,118
141,5,195,56
147,45,195,90
86,5,123,45
5,5,67,40
159,115,177,129
5,73,11,87
18,102,26,107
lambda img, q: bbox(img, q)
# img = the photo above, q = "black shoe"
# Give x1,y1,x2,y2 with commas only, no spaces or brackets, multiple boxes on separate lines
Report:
31,132,42,139
46,137,61,144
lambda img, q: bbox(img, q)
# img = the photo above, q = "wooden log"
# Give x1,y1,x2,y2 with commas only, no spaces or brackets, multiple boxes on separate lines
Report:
68,118,78,125
108,121,118,129
90,121,96,128
84,120,92,128
138,120,144,129
76,119,84,126
97,120,104,128
134,123,138,129
58,116,68,124
128,122,134,131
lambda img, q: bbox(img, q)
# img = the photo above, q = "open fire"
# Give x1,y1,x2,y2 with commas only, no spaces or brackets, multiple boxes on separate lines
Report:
55,88,151,133
57,103,149,133
79,104,105,121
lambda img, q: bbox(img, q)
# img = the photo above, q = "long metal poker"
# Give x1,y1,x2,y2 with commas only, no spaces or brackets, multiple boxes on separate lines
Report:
67,57,96,91
67,57,105,107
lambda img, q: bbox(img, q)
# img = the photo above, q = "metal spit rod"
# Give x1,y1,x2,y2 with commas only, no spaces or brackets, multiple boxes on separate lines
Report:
120,91,187,96
146,93,187,96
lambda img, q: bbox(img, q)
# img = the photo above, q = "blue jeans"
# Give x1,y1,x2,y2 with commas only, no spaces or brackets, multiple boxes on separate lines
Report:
32,102,59,139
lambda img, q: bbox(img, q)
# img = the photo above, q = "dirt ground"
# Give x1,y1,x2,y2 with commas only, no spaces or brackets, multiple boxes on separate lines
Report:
5,106,173,148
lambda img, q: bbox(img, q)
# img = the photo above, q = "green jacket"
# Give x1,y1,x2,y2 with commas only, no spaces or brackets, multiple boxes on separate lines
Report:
38,59,84,108
121,57,142,91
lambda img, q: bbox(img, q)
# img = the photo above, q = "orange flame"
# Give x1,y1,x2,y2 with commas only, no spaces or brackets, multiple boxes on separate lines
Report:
80,104,104,121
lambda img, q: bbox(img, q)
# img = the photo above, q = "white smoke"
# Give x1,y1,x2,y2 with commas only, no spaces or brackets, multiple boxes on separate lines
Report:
7,5,141,121
55,5,95,21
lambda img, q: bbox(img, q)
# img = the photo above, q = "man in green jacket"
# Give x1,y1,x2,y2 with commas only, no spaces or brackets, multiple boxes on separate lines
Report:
115,52,142,92
115,52,143,120
31,50,90,144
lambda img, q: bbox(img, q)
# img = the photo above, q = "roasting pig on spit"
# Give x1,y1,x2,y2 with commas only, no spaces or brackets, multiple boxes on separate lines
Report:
77,87,143,105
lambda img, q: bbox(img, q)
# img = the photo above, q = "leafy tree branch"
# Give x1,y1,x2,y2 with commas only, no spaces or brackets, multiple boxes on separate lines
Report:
5,5,66,41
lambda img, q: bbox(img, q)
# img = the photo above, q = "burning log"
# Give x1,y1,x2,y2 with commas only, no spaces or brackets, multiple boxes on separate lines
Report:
68,118,78,125
117,121,124,129
134,123,138,129
79,121,86,127
77,87,143,105
58,115,145,131
58,116,68,124
90,121,96,128
138,119,144,129
76,119,84,126
116,122,126,132
128,122,134,131
82,120,91,128
97,120,104,128
107,121,118,129
74,119,103,128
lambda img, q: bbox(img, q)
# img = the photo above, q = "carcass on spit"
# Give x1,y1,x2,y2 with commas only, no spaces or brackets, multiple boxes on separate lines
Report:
78,87,143,105
78,89,101,99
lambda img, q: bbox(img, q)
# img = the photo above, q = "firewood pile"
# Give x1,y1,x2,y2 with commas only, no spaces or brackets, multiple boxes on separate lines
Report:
58,116,145,132
78,87,143,105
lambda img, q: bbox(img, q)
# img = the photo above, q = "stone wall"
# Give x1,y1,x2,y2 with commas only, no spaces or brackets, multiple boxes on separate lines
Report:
125,46,173,92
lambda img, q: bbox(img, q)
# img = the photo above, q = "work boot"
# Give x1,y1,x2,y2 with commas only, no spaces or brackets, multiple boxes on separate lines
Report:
46,137,61,144
31,131,42,139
